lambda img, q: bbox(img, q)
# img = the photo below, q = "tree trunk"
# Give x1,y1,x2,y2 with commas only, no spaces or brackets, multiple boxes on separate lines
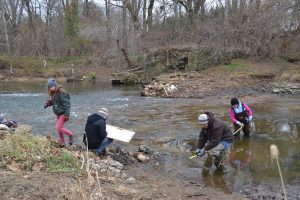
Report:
1,0,13,73
143,0,146,31
123,0,141,32
105,0,112,47
235,0,246,48
24,0,39,55
85,0,89,16
146,0,154,29
173,0,178,18
122,1,128,52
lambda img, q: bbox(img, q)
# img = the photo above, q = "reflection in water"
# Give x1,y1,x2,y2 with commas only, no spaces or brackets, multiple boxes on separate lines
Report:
202,168,232,194
0,81,299,195
228,137,252,171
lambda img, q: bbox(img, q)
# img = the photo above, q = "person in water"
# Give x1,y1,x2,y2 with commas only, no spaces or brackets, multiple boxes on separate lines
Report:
44,78,74,147
228,97,253,137
196,112,233,173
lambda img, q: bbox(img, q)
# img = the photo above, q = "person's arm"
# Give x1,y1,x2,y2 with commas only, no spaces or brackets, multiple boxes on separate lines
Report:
243,103,253,119
98,120,108,140
44,97,53,108
228,107,238,124
0,116,10,126
197,129,208,149
59,92,71,116
205,127,223,151
83,133,87,145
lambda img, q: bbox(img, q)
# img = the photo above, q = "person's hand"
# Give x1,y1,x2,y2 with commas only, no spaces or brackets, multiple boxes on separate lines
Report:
43,101,49,108
43,100,52,108
236,121,244,127
248,116,252,122
196,148,206,157
64,115,69,121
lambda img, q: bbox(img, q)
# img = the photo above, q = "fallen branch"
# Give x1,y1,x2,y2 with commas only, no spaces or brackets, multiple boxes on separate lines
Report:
126,66,142,72
186,193,206,198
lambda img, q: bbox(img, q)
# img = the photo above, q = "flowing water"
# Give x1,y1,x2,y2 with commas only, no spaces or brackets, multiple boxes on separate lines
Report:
1,81,299,198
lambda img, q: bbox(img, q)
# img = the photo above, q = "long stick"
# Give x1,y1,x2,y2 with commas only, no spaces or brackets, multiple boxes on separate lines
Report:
276,158,287,200
189,155,198,159
233,125,244,135
270,144,287,200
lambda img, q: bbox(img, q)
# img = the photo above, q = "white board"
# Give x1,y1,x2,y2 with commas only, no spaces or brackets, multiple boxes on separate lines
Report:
106,124,135,143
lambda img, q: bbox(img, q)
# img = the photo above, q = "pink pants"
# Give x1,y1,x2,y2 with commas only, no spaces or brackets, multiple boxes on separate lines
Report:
56,115,73,144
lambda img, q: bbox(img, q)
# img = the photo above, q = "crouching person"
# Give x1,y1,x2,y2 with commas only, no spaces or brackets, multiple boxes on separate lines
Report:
196,112,233,174
83,108,113,157
0,113,18,129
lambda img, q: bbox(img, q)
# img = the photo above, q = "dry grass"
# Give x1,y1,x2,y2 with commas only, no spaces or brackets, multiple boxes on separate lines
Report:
0,132,79,172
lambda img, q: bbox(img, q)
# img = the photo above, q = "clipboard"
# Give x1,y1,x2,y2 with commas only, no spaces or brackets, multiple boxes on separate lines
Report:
106,124,135,142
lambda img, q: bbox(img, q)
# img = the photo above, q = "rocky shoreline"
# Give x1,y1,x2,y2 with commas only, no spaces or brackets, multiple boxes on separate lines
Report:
0,125,246,200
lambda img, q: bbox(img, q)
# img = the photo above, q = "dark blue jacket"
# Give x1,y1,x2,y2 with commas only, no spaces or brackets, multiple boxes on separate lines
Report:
83,113,107,149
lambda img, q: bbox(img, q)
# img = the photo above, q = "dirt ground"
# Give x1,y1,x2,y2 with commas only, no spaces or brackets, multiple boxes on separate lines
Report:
153,59,300,98
0,161,245,200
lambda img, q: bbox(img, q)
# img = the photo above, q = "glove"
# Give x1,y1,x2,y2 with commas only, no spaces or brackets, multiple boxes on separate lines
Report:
248,116,252,122
43,100,52,108
236,121,244,127
196,148,206,157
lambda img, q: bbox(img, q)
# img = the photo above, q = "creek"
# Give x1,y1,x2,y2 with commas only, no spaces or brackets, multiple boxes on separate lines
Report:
0,81,299,198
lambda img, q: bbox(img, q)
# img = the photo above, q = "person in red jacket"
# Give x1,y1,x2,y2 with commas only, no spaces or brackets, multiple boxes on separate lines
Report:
228,97,253,137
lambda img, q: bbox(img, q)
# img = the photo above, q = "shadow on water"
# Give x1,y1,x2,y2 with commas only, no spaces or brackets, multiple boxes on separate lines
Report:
0,81,300,197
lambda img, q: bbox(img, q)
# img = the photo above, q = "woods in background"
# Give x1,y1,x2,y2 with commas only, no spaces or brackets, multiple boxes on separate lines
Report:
0,0,299,66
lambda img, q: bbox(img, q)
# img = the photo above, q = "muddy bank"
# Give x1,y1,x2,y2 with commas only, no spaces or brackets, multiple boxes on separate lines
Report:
142,59,300,98
0,126,245,200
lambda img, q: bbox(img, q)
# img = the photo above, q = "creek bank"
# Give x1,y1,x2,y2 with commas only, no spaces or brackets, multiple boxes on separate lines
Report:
111,46,246,85
141,59,300,98
0,125,245,199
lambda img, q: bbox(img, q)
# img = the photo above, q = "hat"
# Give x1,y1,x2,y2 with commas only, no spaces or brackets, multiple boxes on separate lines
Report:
198,114,208,124
99,108,109,118
48,78,57,88
231,97,239,106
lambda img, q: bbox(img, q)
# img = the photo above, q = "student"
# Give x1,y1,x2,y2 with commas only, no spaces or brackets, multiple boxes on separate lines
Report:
196,112,233,173
44,78,74,147
229,97,253,137
0,113,17,128
83,108,113,157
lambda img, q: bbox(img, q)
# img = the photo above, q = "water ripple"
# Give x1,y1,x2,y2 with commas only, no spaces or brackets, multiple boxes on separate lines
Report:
0,93,43,97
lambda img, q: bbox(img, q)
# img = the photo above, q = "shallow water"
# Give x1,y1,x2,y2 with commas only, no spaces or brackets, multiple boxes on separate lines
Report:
0,81,299,197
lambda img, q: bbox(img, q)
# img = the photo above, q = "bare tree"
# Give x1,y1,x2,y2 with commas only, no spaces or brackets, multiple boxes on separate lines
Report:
0,0,13,73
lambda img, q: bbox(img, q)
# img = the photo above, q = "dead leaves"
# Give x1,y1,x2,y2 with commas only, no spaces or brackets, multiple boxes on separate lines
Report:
7,161,21,172
32,163,45,171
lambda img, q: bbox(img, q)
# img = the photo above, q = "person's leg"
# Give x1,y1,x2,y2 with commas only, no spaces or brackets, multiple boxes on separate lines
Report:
243,122,250,137
56,115,73,139
233,123,240,137
207,143,229,168
214,149,226,168
202,155,213,176
95,138,113,155
56,116,65,146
